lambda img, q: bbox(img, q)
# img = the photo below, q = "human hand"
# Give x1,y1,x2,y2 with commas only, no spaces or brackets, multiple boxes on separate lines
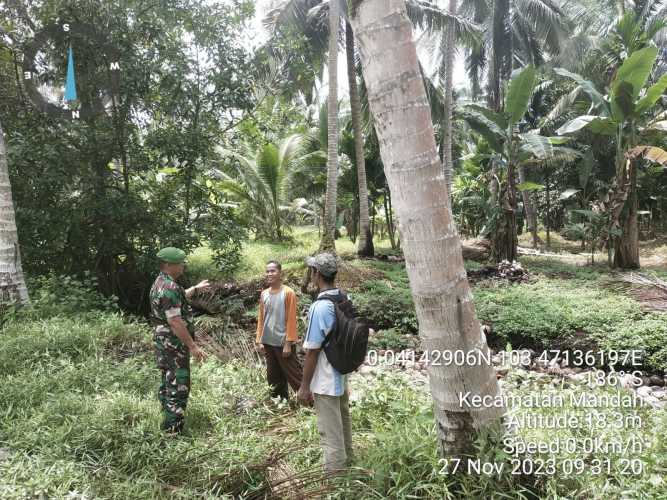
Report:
256,343,265,353
297,386,313,407
191,345,208,363
195,280,211,292
282,342,292,358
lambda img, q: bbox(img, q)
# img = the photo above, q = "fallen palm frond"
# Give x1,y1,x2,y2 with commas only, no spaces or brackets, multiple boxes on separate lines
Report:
188,442,359,499
159,442,343,499
258,463,370,500
190,281,253,317
603,271,667,312
196,315,261,364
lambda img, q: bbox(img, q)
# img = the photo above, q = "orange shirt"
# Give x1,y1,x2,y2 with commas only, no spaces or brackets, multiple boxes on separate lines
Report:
255,285,299,345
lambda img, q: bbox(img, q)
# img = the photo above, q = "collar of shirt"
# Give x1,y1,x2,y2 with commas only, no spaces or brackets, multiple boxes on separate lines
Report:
317,288,339,299
159,271,174,282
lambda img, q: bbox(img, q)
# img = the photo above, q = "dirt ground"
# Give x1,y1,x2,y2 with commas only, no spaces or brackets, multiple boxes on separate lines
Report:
517,231,667,269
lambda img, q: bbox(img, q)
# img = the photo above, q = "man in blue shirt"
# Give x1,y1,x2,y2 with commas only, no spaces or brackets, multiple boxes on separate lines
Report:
298,253,353,472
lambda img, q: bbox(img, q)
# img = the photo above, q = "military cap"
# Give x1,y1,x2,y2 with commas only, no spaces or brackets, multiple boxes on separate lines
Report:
306,253,337,278
157,247,187,264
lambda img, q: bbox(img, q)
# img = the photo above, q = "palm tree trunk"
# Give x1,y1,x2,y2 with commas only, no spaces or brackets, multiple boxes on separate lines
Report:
441,0,457,205
346,22,374,257
273,195,283,241
383,190,396,249
545,170,551,251
0,119,30,305
518,165,538,248
320,0,340,252
488,0,510,111
351,0,503,457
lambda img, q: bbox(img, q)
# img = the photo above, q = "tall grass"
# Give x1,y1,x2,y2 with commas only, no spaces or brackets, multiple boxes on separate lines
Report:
1,312,665,498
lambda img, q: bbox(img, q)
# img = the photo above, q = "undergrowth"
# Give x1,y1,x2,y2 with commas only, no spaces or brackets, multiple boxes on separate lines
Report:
2,230,666,498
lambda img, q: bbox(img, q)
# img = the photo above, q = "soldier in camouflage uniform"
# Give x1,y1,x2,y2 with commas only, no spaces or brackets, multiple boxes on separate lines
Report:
150,247,210,433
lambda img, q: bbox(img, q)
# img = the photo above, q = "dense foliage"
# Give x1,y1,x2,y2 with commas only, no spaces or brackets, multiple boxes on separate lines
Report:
0,0,257,312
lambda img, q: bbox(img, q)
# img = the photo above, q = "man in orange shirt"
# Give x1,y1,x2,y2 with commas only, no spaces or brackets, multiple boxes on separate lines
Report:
256,260,303,400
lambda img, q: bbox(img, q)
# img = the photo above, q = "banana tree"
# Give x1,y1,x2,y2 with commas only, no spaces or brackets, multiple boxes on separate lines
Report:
554,46,667,268
462,65,578,262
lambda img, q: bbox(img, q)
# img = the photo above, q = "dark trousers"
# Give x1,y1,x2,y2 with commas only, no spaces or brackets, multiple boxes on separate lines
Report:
264,344,303,400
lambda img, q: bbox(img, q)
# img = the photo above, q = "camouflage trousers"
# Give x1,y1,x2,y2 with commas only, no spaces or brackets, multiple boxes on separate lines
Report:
154,330,191,431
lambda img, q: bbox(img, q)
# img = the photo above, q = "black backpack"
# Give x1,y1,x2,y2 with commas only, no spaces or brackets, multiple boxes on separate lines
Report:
317,291,369,374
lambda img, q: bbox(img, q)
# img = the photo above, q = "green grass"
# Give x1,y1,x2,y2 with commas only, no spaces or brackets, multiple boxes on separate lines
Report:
5,227,667,498
518,229,589,254
341,252,666,372
2,312,665,499
188,226,397,282
0,313,300,499
518,256,609,280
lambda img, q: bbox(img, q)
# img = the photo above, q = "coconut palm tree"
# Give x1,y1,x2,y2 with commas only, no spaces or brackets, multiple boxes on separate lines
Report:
459,0,571,109
456,0,572,256
265,0,481,254
442,0,457,202
320,0,340,251
553,0,667,75
216,135,308,241
408,0,483,204
0,118,30,306
351,0,503,457
345,21,373,256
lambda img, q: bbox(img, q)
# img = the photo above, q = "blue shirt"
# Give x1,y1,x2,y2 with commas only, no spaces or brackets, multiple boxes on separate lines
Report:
303,289,347,396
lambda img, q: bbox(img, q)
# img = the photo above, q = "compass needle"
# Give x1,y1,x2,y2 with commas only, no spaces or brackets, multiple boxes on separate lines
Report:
22,22,121,121
64,45,78,103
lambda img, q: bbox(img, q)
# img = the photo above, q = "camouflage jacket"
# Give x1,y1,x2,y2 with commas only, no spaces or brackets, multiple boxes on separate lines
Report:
149,272,195,337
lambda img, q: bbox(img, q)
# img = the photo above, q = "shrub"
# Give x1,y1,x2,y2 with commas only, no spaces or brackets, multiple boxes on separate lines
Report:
473,279,643,346
353,279,418,334
599,314,667,372
368,328,415,351
25,272,119,318
206,217,247,276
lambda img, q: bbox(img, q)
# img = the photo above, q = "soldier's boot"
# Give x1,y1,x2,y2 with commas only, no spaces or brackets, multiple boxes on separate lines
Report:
161,418,184,435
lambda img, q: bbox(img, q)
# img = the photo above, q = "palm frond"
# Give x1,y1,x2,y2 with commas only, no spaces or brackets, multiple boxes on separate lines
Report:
546,85,583,123
603,271,667,312
216,179,259,206
217,147,271,201
465,41,487,100
459,0,490,21
512,11,543,67
256,143,284,204
263,0,311,36
278,134,305,169
406,0,483,48
549,33,601,72
521,146,581,167
513,0,570,54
